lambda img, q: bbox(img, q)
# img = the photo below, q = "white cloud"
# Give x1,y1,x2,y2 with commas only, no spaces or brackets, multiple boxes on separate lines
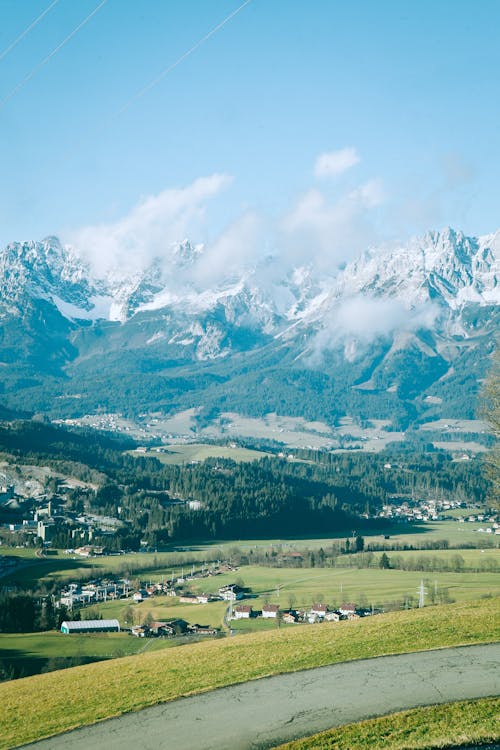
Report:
65,156,386,295
280,178,385,270
314,147,360,178
194,211,266,285
65,174,232,277
309,295,440,364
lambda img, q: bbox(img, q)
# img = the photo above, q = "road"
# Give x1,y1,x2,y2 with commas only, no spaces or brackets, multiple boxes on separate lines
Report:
22,643,500,750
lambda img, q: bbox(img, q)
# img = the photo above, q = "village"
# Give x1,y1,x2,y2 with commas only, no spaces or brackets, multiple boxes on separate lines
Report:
55,565,371,640
377,494,499,532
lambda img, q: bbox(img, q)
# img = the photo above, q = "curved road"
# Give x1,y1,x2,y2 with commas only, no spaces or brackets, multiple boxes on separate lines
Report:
23,644,500,750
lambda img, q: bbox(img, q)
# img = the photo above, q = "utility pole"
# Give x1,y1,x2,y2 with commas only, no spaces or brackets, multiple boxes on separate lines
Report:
417,579,427,608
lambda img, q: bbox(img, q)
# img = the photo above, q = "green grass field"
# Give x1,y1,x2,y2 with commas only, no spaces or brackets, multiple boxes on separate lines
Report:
340,547,500,569
0,631,142,660
182,563,500,606
1,517,496,589
0,549,217,588
0,598,498,749
274,697,500,750
94,595,228,629
85,556,500,636
130,443,268,464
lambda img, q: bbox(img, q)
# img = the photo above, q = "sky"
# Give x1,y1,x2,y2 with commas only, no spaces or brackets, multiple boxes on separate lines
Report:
1,0,499,265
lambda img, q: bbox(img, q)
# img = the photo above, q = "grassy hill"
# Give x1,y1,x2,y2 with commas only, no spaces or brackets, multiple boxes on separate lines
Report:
274,697,500,750
0,597,498,749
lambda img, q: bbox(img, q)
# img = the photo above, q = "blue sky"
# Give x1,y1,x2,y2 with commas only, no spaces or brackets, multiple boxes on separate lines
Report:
1,0,499,257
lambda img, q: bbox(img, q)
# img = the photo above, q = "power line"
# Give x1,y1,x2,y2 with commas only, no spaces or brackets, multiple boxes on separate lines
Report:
0,0,62,64
113,0,253,119
61,0,253,165
0,0,109,111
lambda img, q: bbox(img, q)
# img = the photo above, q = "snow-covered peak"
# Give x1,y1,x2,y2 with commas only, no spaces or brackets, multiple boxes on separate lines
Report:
0,228,498,331
328,227,499,310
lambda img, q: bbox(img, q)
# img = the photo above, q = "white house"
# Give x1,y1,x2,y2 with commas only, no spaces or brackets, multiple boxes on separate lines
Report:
233,605,252,619
310,603,328,617
262,604,279,618
339,603,356,616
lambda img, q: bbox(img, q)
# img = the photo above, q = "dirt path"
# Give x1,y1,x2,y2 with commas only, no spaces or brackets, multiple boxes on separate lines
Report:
22,643,500,750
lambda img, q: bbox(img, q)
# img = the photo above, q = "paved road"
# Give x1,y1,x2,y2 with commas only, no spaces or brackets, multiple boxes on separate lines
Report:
23,644,500,750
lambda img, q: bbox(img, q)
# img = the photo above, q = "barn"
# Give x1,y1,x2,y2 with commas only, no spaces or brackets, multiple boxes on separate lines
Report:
60,619,120,634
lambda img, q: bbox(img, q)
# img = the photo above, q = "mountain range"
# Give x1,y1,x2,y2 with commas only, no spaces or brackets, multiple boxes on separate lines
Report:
0,227,498,430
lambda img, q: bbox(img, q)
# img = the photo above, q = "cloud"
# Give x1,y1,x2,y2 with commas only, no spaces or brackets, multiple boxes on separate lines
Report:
65,174,232,277
280,178,385,270
193,210,267,285
65,151,385,295
309,295,440,364
314,147,360,178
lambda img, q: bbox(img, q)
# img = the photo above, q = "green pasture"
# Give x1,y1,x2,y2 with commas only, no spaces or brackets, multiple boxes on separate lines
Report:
0,516,497,591
0,631,148,661
130,443,268,465
197,519,499,554
0,629,177,680
0,546,38,559
0,549,219,587
0,598,497,749
96,595,228,630
339,547,500,569
94,563,500,633
275,697,500,750
181,564,500,609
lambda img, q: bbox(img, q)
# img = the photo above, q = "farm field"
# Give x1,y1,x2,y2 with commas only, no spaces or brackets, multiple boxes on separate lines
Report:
0,598,497,750
89,563,500,633
0,549,219,587
1,522,498,592
339,548,500,569
96,596,228,630
0,630,177,679
130,443,269,465
193,564,500,608
208,520,499,552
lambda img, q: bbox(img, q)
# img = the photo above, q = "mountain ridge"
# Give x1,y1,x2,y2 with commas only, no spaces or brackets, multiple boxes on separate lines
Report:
0,227,498,426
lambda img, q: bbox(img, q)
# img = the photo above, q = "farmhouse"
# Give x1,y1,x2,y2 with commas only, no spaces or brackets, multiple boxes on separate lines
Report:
196,593,212,604
219,584,245,601
233,605,252,619
262,604,279,618
60,619,120,634
310,603,328,617
339,603,357,616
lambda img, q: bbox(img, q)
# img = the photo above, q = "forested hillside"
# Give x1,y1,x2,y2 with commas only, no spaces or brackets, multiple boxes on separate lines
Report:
0,420,490,549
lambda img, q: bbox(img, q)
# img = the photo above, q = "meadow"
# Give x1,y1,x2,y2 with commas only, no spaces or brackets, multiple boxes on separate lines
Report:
169,563,500,608
0,630,178,679
86,561,500,636
0,598,498,749
1,516,496,589
274,697,500,750
131,442,269,465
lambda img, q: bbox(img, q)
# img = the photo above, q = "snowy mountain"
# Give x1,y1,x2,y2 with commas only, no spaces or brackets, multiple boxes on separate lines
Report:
0,228,498,425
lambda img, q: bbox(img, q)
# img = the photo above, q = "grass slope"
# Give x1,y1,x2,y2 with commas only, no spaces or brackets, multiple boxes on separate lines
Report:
274,697,500,749
0,598,498,749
